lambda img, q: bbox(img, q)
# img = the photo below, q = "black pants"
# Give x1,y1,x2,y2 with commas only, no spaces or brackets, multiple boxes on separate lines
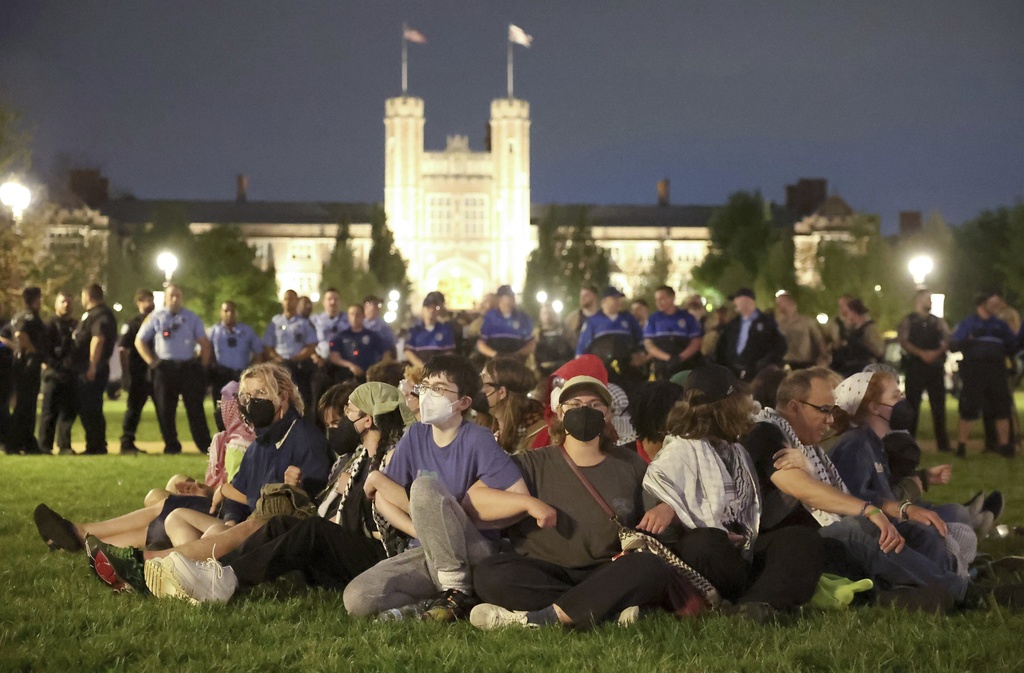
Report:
119,369,153,446
905,361,950,450
473,551,678,626
670,526,823,610
9,353,42,453
220,516,386,590
76,366,109,454
152,360,211,454
283,360,313,414
38,370,77,452
207,365,242,432
0,350,11,450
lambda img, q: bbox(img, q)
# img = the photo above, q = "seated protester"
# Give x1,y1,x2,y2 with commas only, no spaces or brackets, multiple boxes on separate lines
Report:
534,303,575,380
749,365,788,411
404,292,456,367
576,286,647,395
399,364,424,422
476,285,535,361
642,364,823,621
744,368,972,610
343,355,529,621
329,304,387,381
829,371,979,583
608,382,636,447
470,376,687,629
480,357,546,455
643,285,704,380
629,380,687,463
531,355,610,450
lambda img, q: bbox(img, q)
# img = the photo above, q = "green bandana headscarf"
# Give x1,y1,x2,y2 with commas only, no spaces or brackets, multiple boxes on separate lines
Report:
350,381,415,427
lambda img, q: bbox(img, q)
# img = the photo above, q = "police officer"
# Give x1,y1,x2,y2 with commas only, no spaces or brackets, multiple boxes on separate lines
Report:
263,289,319,410
950,290,1017,458
897,289,952,453
476,285,535,361
136,284,212,454
329,303,386,381
118,289,155,454
404,291,456,367
207,300,262,431
309,288,351,418
5,287,47,453
363,294,397,356
72,284,117,455
715,287,787,382
38,291,78,455
643,285,704,380
576,286,647,394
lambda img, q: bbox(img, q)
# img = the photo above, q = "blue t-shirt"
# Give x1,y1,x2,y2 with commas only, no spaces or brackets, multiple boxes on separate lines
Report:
207,322,262,371
576,311,643,356
643,309,703,341
330,327,386,373
263,314,318,359
384,421,522,503
405,321,457,355
479,309,534,352
137,308,207,361
828,425,895,506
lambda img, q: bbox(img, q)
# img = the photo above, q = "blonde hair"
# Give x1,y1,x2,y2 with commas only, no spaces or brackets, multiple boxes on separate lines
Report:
239,362,304,416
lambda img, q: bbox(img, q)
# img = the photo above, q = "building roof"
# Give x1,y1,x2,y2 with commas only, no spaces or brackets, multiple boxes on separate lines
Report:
100,199,378,226
815,195,854,219
530,204,716,229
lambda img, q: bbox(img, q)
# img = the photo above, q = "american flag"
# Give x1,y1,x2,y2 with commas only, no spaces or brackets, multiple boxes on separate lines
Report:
508,24,532,47
403,27,427,44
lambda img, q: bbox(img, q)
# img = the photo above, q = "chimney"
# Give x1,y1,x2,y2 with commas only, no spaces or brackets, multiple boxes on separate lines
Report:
236,174,248,203
69,169,109,208
657,178,670,207
899,211,923,235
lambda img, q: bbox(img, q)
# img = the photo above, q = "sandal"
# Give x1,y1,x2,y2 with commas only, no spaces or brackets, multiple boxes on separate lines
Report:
33,504,84,552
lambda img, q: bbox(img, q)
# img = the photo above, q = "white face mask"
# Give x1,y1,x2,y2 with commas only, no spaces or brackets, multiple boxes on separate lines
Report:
419,393,458,426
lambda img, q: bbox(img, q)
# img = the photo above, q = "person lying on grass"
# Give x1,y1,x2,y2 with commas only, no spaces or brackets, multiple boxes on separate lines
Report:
342,354,545,622
469,375,692,630
34,363,330,553
86,381,413,603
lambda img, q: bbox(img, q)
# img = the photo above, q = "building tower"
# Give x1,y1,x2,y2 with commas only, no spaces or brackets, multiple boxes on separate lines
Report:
489,98,532,291
383,95,425,283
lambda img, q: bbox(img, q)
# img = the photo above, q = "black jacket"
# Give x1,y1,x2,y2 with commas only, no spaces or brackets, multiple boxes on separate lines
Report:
715,311,787,381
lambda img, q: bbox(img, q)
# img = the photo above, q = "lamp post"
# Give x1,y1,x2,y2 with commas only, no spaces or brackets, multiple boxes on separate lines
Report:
156,251,178,288
908,255,933,287
0,180,31,234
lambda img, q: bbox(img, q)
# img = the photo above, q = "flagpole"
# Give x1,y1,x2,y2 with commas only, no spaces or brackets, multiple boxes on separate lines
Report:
507,35,513,99
402,23,408,95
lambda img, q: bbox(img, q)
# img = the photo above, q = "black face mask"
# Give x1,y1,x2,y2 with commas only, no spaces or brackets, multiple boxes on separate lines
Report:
885,400,916,432
241,398,277,429
562,406,606,442
327,417,362,457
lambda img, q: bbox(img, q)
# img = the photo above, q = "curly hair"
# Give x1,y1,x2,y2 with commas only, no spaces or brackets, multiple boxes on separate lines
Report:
240,362,304,416
665,388,755,442
483,357,537,454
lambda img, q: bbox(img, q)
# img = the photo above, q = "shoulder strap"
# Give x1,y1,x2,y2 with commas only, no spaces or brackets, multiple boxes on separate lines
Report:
558,445,618,522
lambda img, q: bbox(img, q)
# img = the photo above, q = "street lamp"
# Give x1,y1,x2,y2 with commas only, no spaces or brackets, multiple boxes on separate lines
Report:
0,180,31,233
908,255,933,287
156,251,178,287
551,299,564,314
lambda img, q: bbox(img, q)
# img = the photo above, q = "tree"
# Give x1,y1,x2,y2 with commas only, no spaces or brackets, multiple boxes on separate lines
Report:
523,205,570,312
562,208,611,300
523,206,611,314
632,243,671,304
320,220,378,306
367,204,411,301
0,102,35,316
945,203,1024,323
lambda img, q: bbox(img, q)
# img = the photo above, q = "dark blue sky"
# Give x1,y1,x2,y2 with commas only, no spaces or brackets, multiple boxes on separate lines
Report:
1,1,1021,231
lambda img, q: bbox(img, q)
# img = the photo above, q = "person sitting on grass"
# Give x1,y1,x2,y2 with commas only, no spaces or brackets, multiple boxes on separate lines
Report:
479,356,546,455
469,375,692,630
86,381,415,602
342,354,535,622
641,364,824,623
628,380,687,463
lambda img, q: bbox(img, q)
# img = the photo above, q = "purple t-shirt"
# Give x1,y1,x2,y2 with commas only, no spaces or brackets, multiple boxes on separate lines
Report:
384,421,522,502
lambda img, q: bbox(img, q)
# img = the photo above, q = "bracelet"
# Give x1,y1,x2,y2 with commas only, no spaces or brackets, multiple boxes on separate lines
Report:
898,500,913,521
858,501,871,517
865,508,882,518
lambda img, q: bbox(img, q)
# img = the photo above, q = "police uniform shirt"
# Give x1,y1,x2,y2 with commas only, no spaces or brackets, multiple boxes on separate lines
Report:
119,312,152,375
643,309,703,353
479,309,534,351
208,322,262,371
951,315,1016,362
46,314,78,372
138,307,206,361
72,304,117,366
576,311,643,357
897,313,950,366
12,309,47,352
364,316,397,351
263,313,318,359
406,321,456,355
311,312,350,359
330,327,386,373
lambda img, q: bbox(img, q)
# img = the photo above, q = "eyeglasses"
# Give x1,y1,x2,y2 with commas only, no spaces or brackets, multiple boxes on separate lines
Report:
800,400,835,418
344,403,367,423
413,383,460,398
560,400,609,412
236,389,271,407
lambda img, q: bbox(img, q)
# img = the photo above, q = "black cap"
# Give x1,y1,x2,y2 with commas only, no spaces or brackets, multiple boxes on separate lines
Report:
601,286,624,299
423,291,446,308
684,364,739,405
729,287,755,301
496,285,515,298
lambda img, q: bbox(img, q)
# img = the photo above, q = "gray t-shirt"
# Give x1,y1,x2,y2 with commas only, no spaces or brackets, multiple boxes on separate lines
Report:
510,444,648,569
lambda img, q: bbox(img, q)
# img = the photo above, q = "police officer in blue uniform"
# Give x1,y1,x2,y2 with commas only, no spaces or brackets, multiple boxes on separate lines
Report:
404,291,456,367
329,303,386,381
715,287,787,382
136,285,212,454
576,286,647,394
262,289,318,409
363,294,397,356
950,290,1018,458
4,287,47,453
308,288,351,417
476,285,535,361
38,291,78,455
73,284,117,454
207,300,262,431
643,285,704,380
897,289,952,452
118,289,155,454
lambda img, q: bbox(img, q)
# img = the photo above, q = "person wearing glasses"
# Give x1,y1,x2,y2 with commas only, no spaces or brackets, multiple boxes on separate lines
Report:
404,292,456,367
207,301,262,432
480,357,546,455
135,285,212,455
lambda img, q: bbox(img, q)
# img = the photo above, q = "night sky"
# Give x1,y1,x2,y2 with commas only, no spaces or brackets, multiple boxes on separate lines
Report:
1,1,1021,231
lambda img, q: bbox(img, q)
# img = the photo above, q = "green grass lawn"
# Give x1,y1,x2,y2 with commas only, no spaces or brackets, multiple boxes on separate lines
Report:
3,399,1024,672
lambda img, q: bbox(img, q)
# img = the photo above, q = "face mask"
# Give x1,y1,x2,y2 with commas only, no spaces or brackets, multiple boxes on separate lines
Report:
419,393,458,426
562,406,606,442
327,417,361,456
882,400,915,431
241,398,277,429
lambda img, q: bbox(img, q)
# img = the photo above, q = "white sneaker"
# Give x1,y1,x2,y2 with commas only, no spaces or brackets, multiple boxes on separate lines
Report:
144,552,238,604
617,606,641,626
469,603,536,630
